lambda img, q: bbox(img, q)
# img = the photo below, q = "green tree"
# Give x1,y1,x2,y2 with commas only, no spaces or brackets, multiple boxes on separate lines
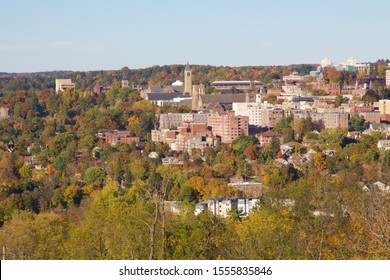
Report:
82,166,105,186
269,136,280,159
0,212,36,259
18,164,32,179
167,210,228,259
293,114,314,141
232,207,297,259
361,89,379,104
334,95,349,108
318,128,347,148
264,164,300,188
273,115,293,131
30,212,69,259
380,150,390,183
273,115,294,142
236,155,252,180
348,114,366,132
129,160,146,181
231,135,258,156
63,185,83,207
205,86,216,94
67,179,153,259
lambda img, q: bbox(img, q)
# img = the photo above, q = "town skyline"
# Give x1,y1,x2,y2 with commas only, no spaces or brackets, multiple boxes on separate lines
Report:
1,0,390,72
1,42,390,262
1,0,390,265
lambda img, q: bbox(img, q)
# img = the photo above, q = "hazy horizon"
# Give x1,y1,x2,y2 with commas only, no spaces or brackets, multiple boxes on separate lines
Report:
1,61,328,74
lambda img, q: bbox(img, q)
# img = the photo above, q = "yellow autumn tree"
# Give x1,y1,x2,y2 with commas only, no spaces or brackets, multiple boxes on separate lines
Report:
63,185,83,207
127,115,140,126
185,176,206,200
313,152,326,171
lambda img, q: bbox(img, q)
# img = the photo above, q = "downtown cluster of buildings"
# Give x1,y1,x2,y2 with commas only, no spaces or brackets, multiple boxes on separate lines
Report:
25,60,390,217
147,61,390,155
53,60,390,156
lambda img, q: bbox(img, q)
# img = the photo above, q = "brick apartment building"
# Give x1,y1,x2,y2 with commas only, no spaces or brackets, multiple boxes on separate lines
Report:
297,112,349,129
261,109,284,129
318,83,342,95
358,112,381,123
256,130,284,147
207,111,249,144
157,113,209,129
98,130,139,145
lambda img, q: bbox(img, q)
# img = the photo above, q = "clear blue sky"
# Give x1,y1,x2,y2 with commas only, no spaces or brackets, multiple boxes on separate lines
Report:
1,0,389,72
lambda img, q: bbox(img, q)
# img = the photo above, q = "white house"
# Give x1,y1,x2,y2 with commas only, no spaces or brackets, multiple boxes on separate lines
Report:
377,140,390,151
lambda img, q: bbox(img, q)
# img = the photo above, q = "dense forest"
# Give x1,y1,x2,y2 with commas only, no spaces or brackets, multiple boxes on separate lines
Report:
0,63,389,260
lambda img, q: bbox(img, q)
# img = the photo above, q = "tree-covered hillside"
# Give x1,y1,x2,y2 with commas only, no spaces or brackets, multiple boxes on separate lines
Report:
0,63,389,260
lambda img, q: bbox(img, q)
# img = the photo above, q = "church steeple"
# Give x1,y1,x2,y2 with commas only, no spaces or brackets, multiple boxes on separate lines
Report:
185,61,191,71
184,62,192,94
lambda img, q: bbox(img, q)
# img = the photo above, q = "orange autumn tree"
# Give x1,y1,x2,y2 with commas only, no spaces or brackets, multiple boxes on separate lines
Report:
185,176,239,201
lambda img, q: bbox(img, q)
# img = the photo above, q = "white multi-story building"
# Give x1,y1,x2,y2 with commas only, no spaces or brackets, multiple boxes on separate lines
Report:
282,85,304,96
379,99,390,115
210,80,264,92
386,70,390,87
233,102,287,129
183,135,211,155
346,57,357,66
55,79,75,92
0,107,10,120
237,198,260,216
378,140,390,151
196,198,260,218
282,72,307,83
322,57,356,68
320,57,370,75
195,203,208,215
355,63,370,75
232,102,262,126
321,57,332,68
206,198,237,218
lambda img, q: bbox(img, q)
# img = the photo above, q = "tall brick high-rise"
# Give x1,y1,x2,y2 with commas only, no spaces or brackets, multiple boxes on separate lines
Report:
207,111,249,144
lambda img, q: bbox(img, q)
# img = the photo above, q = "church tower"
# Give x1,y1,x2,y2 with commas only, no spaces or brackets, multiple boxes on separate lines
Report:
121,75,129,88
192,84,204,111
184,62,192,94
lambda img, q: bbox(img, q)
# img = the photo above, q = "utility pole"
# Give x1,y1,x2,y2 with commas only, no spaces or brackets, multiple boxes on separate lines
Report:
3,246,5,260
